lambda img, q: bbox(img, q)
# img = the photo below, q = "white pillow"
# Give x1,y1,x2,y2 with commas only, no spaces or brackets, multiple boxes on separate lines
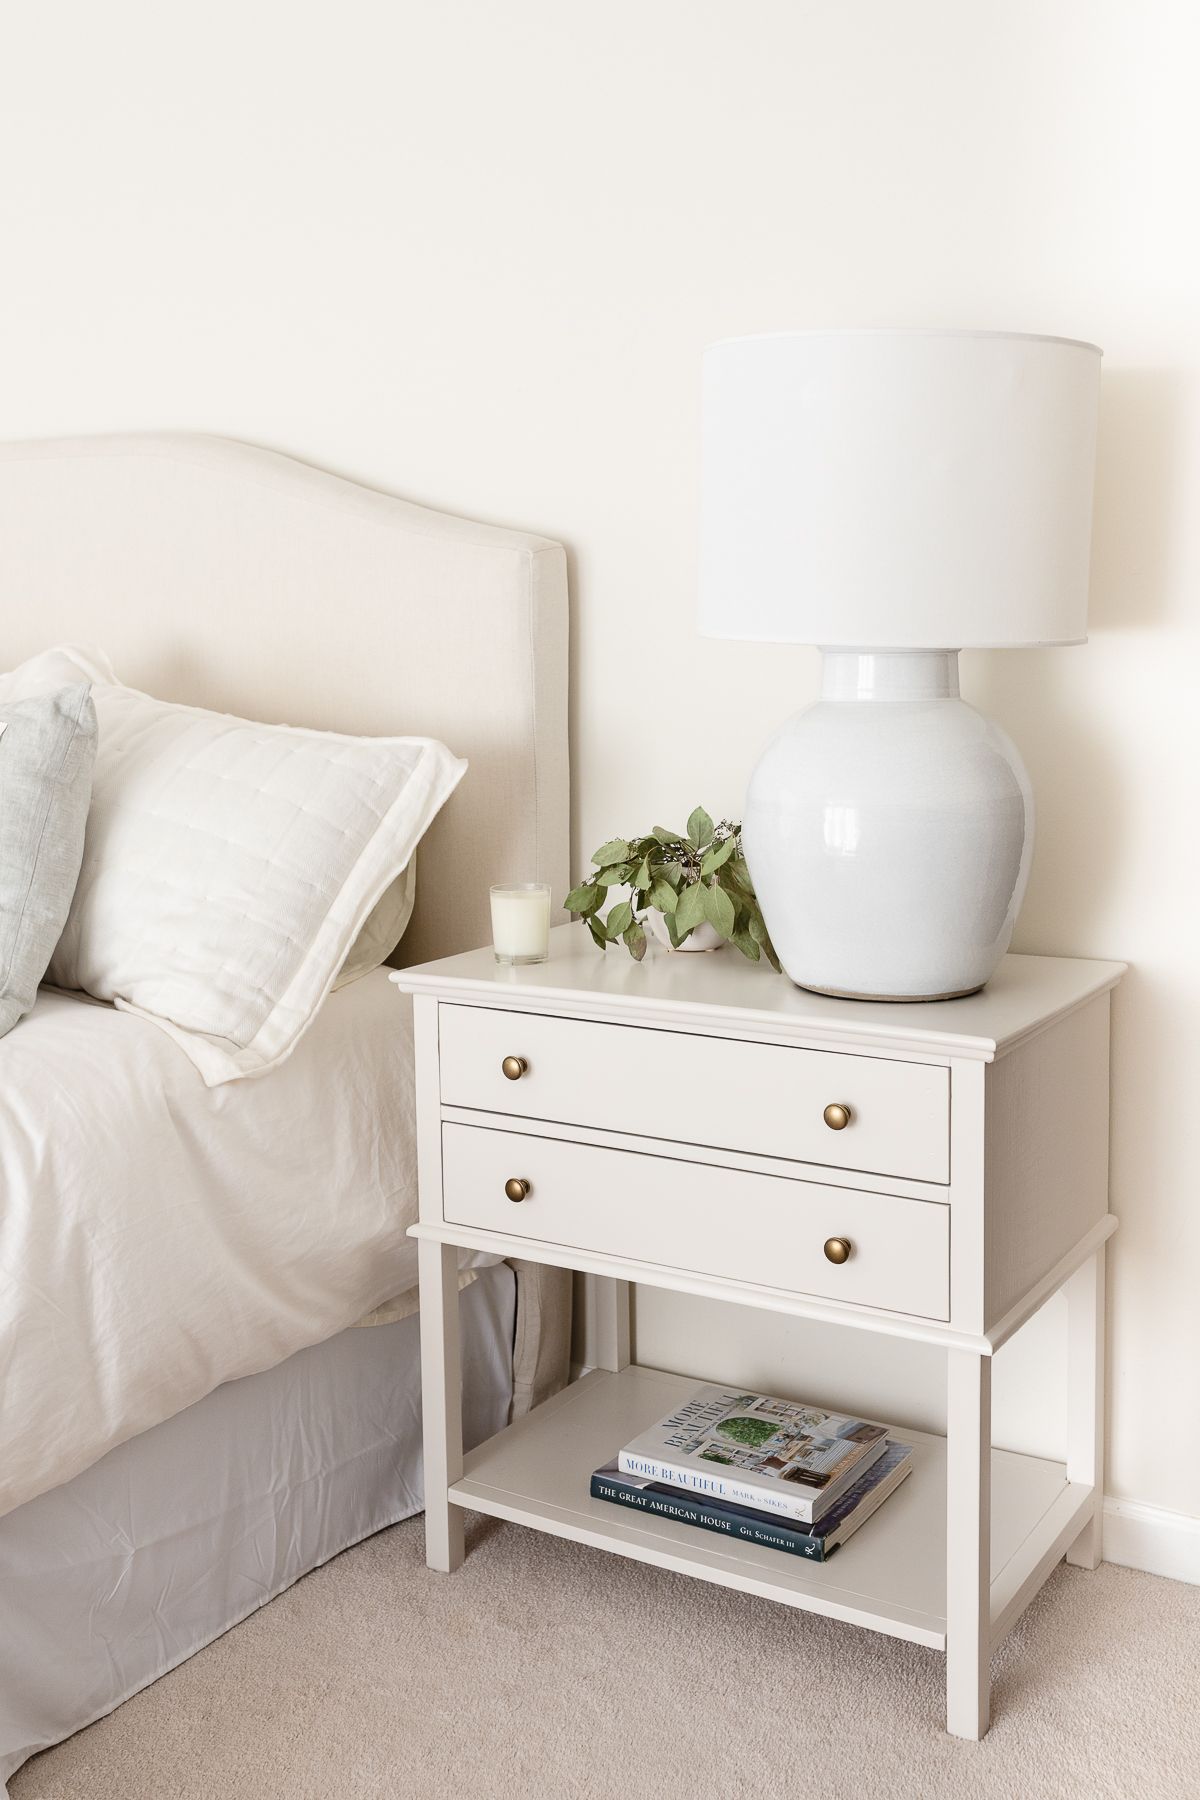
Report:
0,647,465,1084
334,853,417,990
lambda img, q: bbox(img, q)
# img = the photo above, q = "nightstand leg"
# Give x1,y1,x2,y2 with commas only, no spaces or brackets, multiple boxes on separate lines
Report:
946,1349,992,1740
1065,1244,1106,1570
418,1237,464,1573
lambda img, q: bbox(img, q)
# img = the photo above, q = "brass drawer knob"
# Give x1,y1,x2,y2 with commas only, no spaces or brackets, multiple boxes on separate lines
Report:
501,1055,529,1081
823,1102,852,1131
823,1236,852,1265
504,1177,531,1203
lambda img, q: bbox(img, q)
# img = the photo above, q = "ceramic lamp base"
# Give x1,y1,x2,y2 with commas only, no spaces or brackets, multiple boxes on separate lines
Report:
742,650,1033,1001
796,980,985,1003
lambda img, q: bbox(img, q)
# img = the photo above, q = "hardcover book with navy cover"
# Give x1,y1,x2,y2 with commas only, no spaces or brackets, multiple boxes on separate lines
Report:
592,1442,913,1561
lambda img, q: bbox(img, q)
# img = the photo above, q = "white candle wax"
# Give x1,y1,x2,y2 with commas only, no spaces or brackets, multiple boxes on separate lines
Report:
490,884,551,965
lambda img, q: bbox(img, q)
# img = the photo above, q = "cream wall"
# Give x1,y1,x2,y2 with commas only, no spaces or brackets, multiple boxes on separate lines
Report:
3,2,1197,1539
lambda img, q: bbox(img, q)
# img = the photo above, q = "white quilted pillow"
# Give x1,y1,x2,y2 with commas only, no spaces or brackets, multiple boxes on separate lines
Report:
0,647,466,1084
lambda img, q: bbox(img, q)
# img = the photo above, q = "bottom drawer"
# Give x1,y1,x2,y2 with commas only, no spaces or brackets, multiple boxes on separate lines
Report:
442,1123,949,1322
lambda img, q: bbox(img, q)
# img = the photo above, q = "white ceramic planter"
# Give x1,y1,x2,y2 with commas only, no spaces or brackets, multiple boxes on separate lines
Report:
742,650,1033,1000
645,910,725,954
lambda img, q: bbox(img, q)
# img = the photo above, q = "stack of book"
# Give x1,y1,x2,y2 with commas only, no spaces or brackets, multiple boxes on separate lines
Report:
591,1383,913,1563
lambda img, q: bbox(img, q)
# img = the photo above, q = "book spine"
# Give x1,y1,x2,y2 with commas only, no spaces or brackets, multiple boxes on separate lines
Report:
616,1450,816,1522
593,1472,828,1560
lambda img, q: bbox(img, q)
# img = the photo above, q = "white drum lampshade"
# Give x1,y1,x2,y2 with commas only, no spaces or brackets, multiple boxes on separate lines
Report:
700,330,1102,1000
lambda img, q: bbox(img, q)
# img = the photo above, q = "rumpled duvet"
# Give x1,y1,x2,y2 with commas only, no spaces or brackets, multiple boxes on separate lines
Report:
0,968,427,1518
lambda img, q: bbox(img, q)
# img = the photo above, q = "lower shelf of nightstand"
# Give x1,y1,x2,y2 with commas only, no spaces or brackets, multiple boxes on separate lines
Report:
448,1364,1094,1650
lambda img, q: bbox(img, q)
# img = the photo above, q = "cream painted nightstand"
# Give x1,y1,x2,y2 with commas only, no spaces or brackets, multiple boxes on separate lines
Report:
393,927,1124,1740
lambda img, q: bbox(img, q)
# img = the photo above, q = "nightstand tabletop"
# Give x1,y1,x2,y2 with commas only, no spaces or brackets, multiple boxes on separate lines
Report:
392,924,1125,1062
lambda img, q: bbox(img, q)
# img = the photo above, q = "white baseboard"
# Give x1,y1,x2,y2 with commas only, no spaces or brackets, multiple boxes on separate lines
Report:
1103,1497,1200,1585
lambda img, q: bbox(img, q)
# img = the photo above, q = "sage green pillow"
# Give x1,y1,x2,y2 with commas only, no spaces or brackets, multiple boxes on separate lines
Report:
0,685,98,1040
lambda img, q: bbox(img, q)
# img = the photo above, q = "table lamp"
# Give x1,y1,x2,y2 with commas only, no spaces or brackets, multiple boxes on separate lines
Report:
699,328,1102,1000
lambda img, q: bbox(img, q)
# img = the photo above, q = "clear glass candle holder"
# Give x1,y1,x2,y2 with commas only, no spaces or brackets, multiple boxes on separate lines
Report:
490,883,551,966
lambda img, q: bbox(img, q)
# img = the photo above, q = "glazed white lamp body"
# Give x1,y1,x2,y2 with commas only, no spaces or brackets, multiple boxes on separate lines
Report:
700,330,1102,1000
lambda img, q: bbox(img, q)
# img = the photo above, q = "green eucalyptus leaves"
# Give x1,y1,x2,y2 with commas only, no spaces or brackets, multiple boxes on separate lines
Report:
565,807,779,969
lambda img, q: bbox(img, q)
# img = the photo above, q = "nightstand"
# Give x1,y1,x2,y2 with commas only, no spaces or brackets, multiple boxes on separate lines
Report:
392,927,1124,1739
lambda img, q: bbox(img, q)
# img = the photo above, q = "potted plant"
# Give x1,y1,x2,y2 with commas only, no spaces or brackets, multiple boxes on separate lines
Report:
565,808,780,968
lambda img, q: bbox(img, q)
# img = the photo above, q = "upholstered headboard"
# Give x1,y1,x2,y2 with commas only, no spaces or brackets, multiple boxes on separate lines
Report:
0,433,569,967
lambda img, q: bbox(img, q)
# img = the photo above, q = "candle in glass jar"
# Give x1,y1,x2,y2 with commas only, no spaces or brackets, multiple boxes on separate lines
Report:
490,883,551,965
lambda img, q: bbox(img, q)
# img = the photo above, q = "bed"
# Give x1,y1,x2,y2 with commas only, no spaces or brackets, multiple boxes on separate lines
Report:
0,434,570,1790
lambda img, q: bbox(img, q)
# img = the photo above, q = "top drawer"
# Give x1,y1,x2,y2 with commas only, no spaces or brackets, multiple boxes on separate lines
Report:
438,1005,949,1184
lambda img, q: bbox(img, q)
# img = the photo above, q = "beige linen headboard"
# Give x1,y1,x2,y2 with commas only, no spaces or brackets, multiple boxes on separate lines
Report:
0,433,569,967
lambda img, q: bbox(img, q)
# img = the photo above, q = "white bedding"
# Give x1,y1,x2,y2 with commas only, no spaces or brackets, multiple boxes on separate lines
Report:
0,968,453,1520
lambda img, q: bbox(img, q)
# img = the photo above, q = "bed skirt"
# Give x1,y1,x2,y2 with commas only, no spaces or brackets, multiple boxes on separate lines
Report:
0,1263,517,1793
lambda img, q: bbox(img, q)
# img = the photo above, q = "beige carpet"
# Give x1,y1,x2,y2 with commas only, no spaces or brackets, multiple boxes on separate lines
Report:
11,1514,1200,1800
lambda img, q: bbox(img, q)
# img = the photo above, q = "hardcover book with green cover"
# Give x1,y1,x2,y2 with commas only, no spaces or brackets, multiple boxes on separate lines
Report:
617,1384,889,1524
